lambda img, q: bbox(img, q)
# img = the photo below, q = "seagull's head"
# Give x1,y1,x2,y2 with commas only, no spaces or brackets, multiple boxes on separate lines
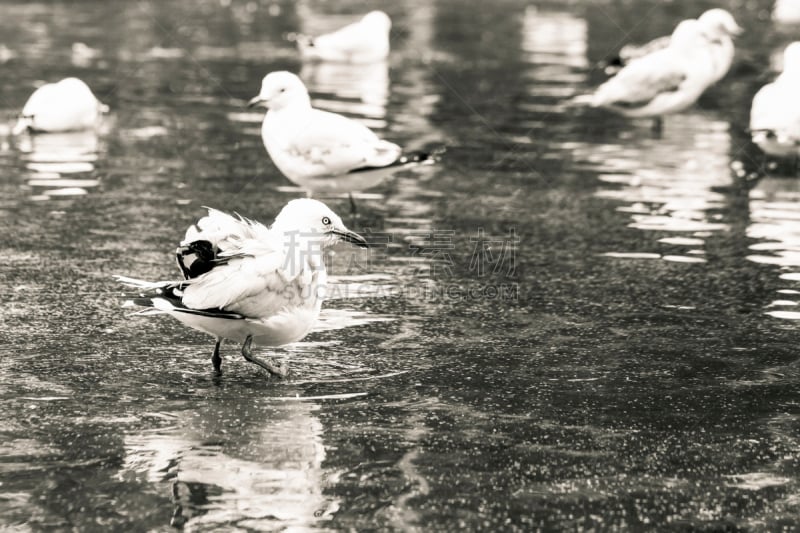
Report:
248,71,310,111
698,8,743,38
273,199,368,249
362,11,392,32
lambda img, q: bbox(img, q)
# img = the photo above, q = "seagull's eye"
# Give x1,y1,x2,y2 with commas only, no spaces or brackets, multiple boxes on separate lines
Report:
322,216,331,225
280,88,286,93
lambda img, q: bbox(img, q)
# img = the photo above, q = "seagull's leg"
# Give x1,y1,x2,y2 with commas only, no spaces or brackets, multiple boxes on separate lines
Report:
651,117,663,137
348,192,358,216
211,338,222,374
241,334,289,378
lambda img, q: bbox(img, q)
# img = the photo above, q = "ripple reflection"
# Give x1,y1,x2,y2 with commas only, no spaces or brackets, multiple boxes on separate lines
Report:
122,401,336,530
577,113,733,263
747,176,800,319
16,130,103,200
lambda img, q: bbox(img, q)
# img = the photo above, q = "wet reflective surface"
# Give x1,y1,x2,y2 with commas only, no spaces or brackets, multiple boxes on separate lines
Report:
2,0,800,529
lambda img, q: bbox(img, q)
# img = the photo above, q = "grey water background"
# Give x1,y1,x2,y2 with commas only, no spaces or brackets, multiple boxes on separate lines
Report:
2,0,800,529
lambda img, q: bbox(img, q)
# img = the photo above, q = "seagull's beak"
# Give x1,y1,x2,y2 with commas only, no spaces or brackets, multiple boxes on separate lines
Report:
333,228,368,248
730,24,744,36
247,95,268,108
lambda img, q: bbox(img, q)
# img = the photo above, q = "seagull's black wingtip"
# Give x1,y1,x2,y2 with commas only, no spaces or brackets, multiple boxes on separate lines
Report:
399,146,446,165
348,147,444,174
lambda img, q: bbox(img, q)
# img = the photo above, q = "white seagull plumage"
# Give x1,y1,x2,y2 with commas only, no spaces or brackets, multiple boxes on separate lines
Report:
750,42,800,156
773,0,800,24
293,11,391,64
606,8,741,83
13,77,108,134
590,20,717,119
248,71,429,187
116,199,368,377
697,8,742,83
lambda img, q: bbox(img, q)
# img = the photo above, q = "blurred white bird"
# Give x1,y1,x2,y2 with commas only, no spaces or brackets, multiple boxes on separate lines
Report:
697,9,742,83
750,42,800,157
289,11,392,63
603,8,741,83
248,71,432,187
13,78,108,135
773,0,800,24
116,199,368,377
588,20,717,128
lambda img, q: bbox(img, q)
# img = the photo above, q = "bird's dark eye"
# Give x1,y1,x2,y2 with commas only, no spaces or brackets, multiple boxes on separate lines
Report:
280,88,286,93
322,216,331,225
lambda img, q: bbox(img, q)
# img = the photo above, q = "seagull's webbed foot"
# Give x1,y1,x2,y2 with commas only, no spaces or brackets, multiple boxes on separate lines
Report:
211,338,222,375
241,334,289,378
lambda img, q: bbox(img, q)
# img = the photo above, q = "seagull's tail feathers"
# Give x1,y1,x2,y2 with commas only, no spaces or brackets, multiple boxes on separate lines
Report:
751,127,800,147
11,116,32,135
286,32,317,57
597,55,625,75
750,128,773,144
583,79,628,108
121,297,167,316
398,148,443,166
350,148,442,174
565,93,599,109
114,275,174,290
118,278,245,321
116,275,176,316
285,32,313,45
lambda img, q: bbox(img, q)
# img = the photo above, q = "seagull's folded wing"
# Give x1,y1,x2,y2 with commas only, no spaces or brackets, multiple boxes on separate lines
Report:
313,20,375,55
619,35,671,63
286,109,401,176
180,243,310,319
594,53,687,106
177,208,311,318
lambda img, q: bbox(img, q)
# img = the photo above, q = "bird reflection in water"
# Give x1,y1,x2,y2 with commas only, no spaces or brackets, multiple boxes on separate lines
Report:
15,129,102,200
122,400,338,530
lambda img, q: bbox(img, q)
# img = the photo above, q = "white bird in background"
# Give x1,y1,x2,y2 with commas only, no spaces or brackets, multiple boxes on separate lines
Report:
588,20,718,128
248,71,431,188
773,0,800,24
697,8,742,82
12,77,108,135
750,42,800,157
290,11,392,64
604,8,741,83
115,199,368,378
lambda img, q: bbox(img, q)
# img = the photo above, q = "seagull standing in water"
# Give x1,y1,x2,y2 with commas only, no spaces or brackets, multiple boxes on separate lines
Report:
290,11,392,64
750,42,800,156
13,77,108,134
603,9,741,81
588,20,717,130
116,199,368,378
248,71,430,188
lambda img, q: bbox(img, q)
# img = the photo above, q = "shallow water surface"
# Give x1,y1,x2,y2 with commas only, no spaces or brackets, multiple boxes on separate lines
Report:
2,0,800,530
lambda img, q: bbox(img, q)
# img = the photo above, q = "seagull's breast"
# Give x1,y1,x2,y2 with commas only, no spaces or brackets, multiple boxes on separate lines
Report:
262,110,316,179
234,266,327,346
708,37,734,81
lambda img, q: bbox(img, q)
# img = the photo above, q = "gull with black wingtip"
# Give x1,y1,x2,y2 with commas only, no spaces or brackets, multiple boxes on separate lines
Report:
115,198,368,378
247,71,433,191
